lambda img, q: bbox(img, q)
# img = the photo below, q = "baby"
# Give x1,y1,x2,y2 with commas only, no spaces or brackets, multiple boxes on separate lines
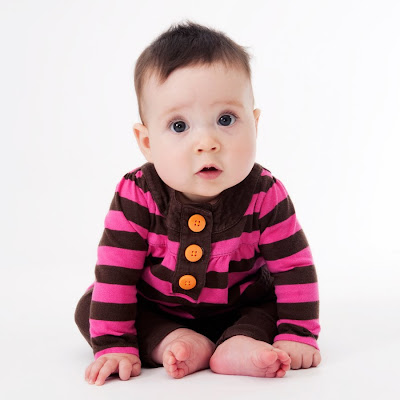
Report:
75,21,321,386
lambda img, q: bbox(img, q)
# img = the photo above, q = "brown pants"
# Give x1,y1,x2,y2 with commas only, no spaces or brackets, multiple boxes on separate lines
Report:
75,289,278,367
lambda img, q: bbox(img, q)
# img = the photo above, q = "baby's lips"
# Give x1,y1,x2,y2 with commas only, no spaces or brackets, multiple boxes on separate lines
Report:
197,163,221,173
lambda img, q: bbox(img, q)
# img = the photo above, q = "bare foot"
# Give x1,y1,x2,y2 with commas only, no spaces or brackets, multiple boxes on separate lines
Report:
151,328,215,379
209,335,291,378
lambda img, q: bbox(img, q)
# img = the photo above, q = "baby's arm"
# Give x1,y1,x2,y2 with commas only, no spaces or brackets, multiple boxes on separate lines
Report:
258,172,321,368
87,171,149,383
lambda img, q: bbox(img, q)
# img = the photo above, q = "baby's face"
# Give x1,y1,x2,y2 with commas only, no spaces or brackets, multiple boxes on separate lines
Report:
134,63,260,203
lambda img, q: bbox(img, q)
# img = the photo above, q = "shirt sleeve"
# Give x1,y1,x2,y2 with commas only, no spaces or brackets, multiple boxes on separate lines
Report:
89,172,150,359
258,174,320,349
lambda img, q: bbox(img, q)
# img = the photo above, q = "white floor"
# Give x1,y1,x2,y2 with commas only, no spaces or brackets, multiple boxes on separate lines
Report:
1,268,398,400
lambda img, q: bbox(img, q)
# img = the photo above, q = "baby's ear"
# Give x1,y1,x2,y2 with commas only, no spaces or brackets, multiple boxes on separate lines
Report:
253,108,261,135
133,123,153,162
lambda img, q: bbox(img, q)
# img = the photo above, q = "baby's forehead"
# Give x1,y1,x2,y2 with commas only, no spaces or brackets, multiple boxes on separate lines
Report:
144,62,250,90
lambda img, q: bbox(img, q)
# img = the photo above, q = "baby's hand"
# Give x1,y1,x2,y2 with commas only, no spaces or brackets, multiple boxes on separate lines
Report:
85,353,141,386
273,341,321,370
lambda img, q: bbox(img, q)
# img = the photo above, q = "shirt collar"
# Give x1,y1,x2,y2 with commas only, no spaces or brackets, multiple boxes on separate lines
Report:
141,162,262,233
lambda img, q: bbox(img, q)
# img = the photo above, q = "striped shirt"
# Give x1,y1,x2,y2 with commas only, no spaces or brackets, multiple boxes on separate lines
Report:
89,162,320,359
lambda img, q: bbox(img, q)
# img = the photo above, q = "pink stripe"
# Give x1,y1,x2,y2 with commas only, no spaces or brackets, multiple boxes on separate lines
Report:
97,246,146,269
211,231,259,257
260,214,301,245
207,255,231,273
198,287,227,304
92,282,137,304
261,169,273,178
154,251,177,271
117,177,163,216
147,236,179,258
135,170,143,178
147,232,169,247
105,210,148,239
244,194,257,216
278,319,321,336
274,334,319,350
243,169,274,216
275,283,319,303
254,180,289,219
90,319,136,338
266,246,314,273
95,347,139,360
239,279,255,295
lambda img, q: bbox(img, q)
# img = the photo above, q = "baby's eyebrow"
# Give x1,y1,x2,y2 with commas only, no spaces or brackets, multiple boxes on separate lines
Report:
211,100,244,109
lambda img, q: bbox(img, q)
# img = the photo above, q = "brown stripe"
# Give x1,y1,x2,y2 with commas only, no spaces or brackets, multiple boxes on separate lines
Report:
150,264,173,281
277,301,319,320
278,323,318,339
90,301,137,321
95,265,142,285
153,213,171,236
205,271,228,289
92,333,138,353
272,265,317,285
228,284,241,305
257,171,275,191
259,196,295,229
229,254,258,272
122,168,170,236
116,195,150,229
99,229,148,251
260,229,309,261
137,280,194,306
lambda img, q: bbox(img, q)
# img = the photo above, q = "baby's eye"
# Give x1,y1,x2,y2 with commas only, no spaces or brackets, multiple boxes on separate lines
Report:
218,114,236,127
169,120,188,133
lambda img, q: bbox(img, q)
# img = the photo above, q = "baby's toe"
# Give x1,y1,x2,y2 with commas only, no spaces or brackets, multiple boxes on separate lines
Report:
169,341,191,362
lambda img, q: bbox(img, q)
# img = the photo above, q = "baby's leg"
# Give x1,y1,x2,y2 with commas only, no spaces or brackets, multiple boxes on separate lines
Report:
152,328,215,379
209,335,290,378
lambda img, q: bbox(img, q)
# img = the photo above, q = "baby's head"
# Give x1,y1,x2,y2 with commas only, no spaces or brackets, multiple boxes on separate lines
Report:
133,21,260,204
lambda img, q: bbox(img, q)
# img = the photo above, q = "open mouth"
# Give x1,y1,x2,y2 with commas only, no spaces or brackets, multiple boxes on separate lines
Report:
196,165,222,180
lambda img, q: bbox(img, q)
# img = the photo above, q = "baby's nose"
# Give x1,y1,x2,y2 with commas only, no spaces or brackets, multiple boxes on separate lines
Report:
195,132,221,153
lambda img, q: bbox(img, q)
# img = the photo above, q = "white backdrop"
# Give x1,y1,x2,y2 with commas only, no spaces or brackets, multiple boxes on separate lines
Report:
1,1,399,399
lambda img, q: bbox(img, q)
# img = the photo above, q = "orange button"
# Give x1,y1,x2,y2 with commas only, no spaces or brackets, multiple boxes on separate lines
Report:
185,244,203,262
188,214,206,232
179,275,197,290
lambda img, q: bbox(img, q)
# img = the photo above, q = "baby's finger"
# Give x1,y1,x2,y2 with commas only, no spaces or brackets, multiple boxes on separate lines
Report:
274,348,291,364
88,358,107,384
118,358,133,381
301,352,313,369
95,359,118,386
281,362,291,372
131,361,141,377
85,363,93,381
312,351,321,367
275,368,287,378
290,353,302,370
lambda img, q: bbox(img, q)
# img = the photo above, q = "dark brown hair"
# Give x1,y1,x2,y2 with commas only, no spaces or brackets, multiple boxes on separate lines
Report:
134,21,252,123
